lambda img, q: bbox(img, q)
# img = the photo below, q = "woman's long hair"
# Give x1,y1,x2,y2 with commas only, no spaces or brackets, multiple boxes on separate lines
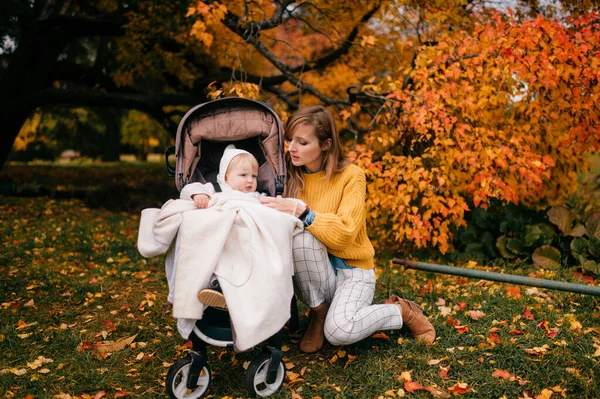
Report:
284,105,349,198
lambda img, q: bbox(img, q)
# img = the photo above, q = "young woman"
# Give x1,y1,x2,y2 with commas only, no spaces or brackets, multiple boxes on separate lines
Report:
261,105,436,353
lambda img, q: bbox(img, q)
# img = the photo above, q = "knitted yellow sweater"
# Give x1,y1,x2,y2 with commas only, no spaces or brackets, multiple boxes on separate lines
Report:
302,164,375,270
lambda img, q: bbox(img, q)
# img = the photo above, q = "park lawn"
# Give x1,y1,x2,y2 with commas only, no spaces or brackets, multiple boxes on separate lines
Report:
1,165,599,399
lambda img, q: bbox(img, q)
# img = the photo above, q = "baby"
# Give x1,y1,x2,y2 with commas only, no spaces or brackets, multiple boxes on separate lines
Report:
180,144,263,309
181,144,262,208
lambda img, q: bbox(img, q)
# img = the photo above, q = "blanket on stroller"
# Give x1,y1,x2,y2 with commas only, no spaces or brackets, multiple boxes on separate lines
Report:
138,192,303,351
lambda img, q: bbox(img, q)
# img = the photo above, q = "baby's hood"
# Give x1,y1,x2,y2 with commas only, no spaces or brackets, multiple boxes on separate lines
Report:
216,144,252,189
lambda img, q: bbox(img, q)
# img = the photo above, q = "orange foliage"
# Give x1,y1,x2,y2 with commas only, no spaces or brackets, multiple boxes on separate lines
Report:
359,12,600,253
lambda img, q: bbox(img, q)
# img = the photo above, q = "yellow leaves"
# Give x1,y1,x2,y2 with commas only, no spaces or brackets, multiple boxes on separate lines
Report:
27,356,54,370
138,293,155,311
360,35,377,47
525,344,550,356
96,334,138,355
1,356,53,377
372,332,389,340
592,343,600,357
190,20,214,47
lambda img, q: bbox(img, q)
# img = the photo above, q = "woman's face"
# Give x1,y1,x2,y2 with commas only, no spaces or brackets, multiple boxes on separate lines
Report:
287,124,330,172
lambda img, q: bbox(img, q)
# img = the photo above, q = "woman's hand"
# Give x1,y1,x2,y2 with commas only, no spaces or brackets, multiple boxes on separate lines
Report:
192,194,210,209
260,197,306,217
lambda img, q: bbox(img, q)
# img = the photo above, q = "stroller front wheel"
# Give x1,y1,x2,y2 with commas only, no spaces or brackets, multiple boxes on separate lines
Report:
245,353,286,397
166,357,211,399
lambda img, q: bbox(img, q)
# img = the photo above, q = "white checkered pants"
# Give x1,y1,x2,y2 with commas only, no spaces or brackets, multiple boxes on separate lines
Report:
292,231,403,345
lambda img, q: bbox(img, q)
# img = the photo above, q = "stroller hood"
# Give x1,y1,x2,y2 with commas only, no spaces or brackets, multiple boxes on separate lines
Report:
174,97,286,195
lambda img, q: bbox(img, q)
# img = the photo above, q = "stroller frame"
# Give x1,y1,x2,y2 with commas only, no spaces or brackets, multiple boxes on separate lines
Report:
163,98,292,398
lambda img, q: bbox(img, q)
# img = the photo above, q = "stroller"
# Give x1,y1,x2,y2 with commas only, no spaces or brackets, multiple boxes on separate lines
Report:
163,97,293,398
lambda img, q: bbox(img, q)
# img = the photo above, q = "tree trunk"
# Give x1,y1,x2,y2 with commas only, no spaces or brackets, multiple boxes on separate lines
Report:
0,111,31,169
98,109,122,162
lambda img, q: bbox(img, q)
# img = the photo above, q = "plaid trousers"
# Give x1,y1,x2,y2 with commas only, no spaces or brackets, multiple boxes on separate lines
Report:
292,231,403,345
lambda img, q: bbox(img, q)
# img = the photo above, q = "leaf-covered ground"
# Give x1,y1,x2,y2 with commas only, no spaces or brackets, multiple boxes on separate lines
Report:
1,165,599,399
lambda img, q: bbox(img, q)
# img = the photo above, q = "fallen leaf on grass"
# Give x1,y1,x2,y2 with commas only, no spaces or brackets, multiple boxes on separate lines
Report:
522,309,535,320
27,356,53,369
506,286,522,299
448,382,468,395
372,332,389,340
286,371,303,384
569,320,582,332
96,334,138,354
290,388,302,399
423,386,450,398
427,357,448,365
509,329,524,335
537,319,549,330
439,366,450,379
468,310,486,320
592,344,600,357
345,354,357,368
397,370,413,382
546,328,560,338
17,333,33,339
404,381,423,392
489,331,502,343
525,344,550,356
492,369,512,379
535,389,553,399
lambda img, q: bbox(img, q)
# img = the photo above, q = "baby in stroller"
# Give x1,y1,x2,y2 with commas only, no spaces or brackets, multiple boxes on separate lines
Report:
138,98,303,398
180,143,266,309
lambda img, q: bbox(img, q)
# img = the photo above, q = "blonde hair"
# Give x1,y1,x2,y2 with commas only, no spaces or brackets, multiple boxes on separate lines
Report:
226,153,259,176
284,105,349,198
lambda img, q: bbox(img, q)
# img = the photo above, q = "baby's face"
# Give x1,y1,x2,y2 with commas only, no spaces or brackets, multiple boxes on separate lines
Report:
225,164,258,193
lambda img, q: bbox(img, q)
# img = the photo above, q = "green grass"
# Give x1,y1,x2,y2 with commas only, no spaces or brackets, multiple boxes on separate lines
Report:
1,165,599,399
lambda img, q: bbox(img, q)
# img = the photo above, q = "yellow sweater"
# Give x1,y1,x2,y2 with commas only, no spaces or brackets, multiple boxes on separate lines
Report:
302,164,375,270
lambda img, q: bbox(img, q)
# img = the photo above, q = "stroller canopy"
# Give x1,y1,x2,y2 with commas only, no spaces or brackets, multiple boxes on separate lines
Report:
174,97,286,196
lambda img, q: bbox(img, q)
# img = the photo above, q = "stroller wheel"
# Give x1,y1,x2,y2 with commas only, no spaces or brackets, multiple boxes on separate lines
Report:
245,353,286,398
166,357,211,399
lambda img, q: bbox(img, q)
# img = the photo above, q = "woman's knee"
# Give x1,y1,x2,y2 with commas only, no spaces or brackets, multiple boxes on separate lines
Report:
292,231,328,266
324,315,355,346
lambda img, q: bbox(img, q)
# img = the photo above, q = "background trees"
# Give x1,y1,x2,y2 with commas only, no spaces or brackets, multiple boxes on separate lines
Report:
3,0,599,254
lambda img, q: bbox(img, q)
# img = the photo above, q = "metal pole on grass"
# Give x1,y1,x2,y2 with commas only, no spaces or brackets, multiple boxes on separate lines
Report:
393,258,600,297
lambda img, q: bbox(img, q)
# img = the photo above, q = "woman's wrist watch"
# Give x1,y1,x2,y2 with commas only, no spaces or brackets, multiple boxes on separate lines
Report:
298,205,310,221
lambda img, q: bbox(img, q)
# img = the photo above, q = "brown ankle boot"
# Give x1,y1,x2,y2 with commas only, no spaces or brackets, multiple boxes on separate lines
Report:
395,297,436,344
299,303,329,353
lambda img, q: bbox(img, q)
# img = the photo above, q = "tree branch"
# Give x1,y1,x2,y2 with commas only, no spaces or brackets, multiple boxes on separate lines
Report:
38,14,125,38
17,87,207,112
217,7,348,105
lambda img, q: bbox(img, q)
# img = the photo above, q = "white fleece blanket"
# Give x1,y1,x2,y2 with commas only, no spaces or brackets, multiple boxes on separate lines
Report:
138,191,303,351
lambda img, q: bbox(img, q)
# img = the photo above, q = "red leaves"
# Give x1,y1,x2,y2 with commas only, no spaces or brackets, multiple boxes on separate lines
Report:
404,381,424,392
522,309,535,320
448,383,469,396
489,331,502,343
491,369,530,385
447,317,469,334
546,328,560,338
439,366,450,379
